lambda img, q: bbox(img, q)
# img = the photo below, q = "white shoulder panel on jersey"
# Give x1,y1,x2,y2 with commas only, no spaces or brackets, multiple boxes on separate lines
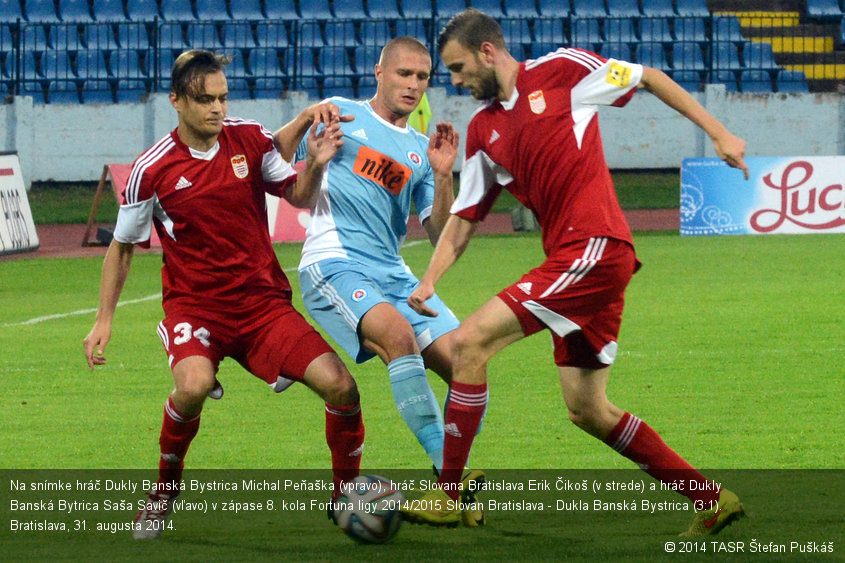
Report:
451,149,513,215
125,135,175,204
262,149,295,183
113,198,154,244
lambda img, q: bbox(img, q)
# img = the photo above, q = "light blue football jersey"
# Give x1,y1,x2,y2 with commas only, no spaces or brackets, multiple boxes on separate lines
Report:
296,98,435,271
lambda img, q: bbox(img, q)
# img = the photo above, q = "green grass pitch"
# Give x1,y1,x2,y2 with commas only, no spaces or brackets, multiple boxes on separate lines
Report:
1,232,843,561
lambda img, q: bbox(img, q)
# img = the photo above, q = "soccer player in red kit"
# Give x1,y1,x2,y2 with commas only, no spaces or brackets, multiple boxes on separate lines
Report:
404,10,749,536
83,50,364,539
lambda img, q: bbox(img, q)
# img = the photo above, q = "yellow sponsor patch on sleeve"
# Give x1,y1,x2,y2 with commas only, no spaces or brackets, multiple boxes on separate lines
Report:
606,61,632,88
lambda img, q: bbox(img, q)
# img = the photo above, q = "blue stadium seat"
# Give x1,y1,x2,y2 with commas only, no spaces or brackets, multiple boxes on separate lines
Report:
186,23,223,49
322,76,356,98
158,23,187,50
635,43,669,69
324,21,359,45
806,0,842,18
503,0,540,17
603,18,636,44
468,0,506,18
744,41,778,70
500,18,532,46
249,47,287,77
713,70,738,92
83,24,119,50
0,0,24,21
606,0,639,17
116,22,151,49
527,41,562,58
639,18,672,43
160,0,196,20
366,0,402,18
126,0,160,20
600,43,630,60
317,46,353,76
359,21,391,46
195,0,230,20
115,78,148,102
41,50,77,79
401,0,435,18
221,22,256,48
739,69,772,92
226,50,248,77
76,50,110,80
537,0,570,16
393,18,430,41
156,49,175,89
92,0,127,22
437,0,469,17
332,0,367,19
673,17,706,42
60,0,94,22
533,18,565,43
47,80,81,102
253,77,287,98
254,22,289,47
352,45,380,76
571,0,606,18
299,0,333,19
25,0,61,23
776,69,809,92
22,25,50,50
299,21,326,46
570,18,601,50
713,42,742,69
263,0,298,20
81,80,115,103
673,0,708,17
49,24,83,50
713,16,744,44
226,77,251,99
109,49,148,78
228,0,262,20
672,69,701,91
640,0,674,17
672,42,704,70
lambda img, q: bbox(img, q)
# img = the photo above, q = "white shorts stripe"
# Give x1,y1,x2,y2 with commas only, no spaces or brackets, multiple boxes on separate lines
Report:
304,263,359,330
539,237,607,298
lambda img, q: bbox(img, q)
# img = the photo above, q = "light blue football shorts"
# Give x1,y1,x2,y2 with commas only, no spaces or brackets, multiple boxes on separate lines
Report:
298,258,460,363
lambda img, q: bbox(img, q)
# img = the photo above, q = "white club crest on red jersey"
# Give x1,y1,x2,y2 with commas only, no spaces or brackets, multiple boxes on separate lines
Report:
231,154,249,179
528,90,546,114
174,176,192,190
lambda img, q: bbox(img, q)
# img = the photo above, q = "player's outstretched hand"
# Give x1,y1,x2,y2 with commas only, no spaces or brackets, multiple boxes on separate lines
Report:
83,324,110,370
308,119,345,166
309,101,354,126
427,122,459,177
408,281,439,318
713,132,749,180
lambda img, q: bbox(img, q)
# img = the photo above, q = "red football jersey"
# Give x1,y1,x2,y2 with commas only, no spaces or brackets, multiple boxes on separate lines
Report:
452,48,643,256
114,117,297,306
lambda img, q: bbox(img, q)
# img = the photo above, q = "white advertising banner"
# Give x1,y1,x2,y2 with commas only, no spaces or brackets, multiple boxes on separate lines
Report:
0,153,39,255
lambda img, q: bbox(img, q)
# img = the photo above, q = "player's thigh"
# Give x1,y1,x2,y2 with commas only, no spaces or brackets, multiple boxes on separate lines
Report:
237,302,336,393
299,260,389,363
452,296,526,361
393,289,460,355
158,310,229,375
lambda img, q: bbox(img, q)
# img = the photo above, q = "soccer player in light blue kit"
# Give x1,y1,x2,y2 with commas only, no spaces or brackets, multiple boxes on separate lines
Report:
285,36,485,526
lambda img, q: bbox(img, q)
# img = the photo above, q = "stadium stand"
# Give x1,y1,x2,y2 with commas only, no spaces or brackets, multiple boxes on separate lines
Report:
635,42,670,69
126,0,160,20
674,0,709,17
331,0,367,19
806,0,843,18
572,0,606,18
228,0,263,20
639,18,673,43
222,22,258,48
262,0,298,20
776,69,809,92
739,69,773,92
437,0,470,17
195,0,231,20
503,0,540,17
640,0,675,18
400,0,435,18
161,0,196,20
468,0,506,19
366,0,402,18
298,0,334,19
537,0,571,16
60,0,95,22
607,0,640,18
25,0,61,23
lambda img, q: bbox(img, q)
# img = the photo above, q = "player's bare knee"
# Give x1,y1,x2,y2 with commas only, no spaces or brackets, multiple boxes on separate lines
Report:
308,353,359,405
451,327,493,368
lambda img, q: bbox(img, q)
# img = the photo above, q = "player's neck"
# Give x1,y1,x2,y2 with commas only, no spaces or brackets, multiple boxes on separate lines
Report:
497,57,521,102
176,124,219,152
368,98,410,128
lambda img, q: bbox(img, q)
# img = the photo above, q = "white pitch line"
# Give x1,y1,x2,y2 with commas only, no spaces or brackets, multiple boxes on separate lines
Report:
3,265,304,328
3,293,162,327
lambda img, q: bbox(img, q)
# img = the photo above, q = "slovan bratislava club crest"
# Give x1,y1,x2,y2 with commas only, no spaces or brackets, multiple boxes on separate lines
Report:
231,154,249,178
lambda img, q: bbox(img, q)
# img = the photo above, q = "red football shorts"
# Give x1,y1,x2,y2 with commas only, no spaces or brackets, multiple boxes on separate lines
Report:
157,294,335,391
497,237,639,369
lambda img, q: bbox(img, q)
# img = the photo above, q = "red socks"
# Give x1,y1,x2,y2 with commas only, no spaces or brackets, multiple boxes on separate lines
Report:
439,382,488,500
325,401,365,497
156,396,200,495
606,412,719,505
